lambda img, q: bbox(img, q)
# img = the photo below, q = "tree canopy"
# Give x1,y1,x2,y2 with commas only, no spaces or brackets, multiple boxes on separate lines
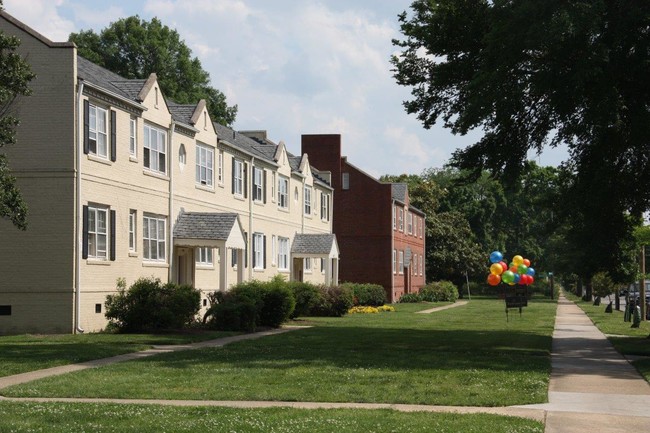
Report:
0,8,36,230
391,0,650,286
70,16,237,126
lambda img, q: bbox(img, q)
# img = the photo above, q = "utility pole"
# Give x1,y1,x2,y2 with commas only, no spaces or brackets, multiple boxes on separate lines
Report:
641,246,646,321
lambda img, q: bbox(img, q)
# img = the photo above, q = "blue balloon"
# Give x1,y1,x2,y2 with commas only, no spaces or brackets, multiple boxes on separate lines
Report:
514,274,521,284
489,251,503,264
526,267,535,277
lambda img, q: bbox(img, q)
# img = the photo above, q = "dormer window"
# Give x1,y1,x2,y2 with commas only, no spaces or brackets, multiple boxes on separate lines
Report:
154,87,159,107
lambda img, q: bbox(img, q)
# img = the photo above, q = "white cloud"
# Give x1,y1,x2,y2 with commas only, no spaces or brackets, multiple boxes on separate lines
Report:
4,0,75,41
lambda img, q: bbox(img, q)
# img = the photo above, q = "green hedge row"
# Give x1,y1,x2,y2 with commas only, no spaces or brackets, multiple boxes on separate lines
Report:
398,281,459,303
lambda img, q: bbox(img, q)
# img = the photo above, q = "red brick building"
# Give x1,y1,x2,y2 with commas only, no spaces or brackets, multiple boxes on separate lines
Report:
302,134,426,302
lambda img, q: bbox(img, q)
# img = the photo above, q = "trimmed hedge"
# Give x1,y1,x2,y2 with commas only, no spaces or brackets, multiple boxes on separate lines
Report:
287,281,323,319
420,281,459,302
342,283,387,306
398,293,422,303
105,277,201,332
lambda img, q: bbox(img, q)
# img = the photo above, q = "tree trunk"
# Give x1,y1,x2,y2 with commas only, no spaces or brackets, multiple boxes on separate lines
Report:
584,281,593,301
576,280,583,297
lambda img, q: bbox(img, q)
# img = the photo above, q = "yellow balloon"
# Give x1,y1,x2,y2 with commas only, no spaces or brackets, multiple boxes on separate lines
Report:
490,263,504,275
513,255,524,266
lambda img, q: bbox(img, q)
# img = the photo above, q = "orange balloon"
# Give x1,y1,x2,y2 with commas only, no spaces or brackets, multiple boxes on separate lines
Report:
523,258,531,267
490,263,504,275
487,274,501,286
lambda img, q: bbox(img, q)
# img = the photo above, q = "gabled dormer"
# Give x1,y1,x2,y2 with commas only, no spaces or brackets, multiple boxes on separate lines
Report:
274,141,290,168
298,154,312,179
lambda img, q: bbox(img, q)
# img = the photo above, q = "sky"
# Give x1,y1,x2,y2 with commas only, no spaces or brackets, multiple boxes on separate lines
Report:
4,0,568,178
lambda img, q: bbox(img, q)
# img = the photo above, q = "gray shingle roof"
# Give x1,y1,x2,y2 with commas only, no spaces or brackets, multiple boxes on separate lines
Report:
291,233,337,255
77,55,146,101
168,102,196,124
392,183,408,203
173,212,238,240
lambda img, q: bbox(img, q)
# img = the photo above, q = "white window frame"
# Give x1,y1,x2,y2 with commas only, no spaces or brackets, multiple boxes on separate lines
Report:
321,192,330,221
88,205,108,259
413,253,417,275
393,206,396,230
399,209,404,232
128,209,136,252
144,124,167,174
233,159,244,196
89,104,108,158
278,175,289,209
129,117,137,157
420,255,423,276
252,233,265,269
271,235,277,266
196,143,214,187
253,167,264,202
278,236,289,270
196,247,213,266
399,250,404,275
218,151,224,184
393,249,397,274
143,214,166,262
304,185,312,215
304,257,312,272
408,212,413,235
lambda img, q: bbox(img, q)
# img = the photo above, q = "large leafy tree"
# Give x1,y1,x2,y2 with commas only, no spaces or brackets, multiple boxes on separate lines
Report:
392,0,650,286
70,16,237,126
0,1,36,230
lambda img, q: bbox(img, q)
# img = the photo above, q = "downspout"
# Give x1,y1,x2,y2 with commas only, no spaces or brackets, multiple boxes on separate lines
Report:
75,79,85,333
301,177,305,234
248,156,255,280
168,122,176,282
391,199,395,303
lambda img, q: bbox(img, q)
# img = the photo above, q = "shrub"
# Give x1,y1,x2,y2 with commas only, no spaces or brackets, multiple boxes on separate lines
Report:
314,285,354,317
287,281,323,318
398,293,422,303
342,283,387,306
419,281,459,302
206,301,257,332
259,285,295,327
105,277,201,332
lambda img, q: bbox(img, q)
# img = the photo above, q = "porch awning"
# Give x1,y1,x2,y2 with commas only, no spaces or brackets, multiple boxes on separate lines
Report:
291,233,339,258
173,212,246,249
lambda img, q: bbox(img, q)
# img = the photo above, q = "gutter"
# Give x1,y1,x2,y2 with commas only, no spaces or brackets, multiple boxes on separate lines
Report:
75,79,84,333
248,157,255,280
168,122,176,282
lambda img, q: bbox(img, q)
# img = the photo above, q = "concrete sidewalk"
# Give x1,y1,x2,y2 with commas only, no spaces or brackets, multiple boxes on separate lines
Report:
518,294,650,432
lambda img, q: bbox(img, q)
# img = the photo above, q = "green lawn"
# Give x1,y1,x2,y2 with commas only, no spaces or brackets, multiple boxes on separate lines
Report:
0,331,235,377
0,401,543,433
2,299,556,407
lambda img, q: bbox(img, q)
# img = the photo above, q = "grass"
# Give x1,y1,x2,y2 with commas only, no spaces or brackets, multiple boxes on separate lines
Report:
2,298,556,407
563,290,650,382
0,401,543,433
0,331,235,377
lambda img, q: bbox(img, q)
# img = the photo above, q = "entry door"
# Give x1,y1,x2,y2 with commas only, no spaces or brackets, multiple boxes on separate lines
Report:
177,247,195,286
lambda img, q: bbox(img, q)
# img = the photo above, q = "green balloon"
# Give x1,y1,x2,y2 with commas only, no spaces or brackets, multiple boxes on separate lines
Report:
502,270,515,284
517,264,528,275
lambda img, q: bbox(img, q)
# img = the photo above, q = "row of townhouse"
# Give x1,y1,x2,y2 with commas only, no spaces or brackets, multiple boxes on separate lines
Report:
0,11,339,334
0,11,426,334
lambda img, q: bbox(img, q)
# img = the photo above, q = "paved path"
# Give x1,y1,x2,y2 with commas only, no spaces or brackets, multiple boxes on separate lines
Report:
2,297,650,433
416,300,468,314
517,294,650,432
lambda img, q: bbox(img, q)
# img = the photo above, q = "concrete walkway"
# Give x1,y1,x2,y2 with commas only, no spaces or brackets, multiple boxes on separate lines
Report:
1,297,650,433
517,294,650,432
416,300,468,314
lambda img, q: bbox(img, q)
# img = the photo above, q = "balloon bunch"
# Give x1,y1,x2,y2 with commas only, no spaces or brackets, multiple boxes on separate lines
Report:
487,251,535,286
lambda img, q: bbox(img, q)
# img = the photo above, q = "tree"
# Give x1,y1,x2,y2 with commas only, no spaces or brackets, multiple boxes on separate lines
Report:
70,16,237,126
0,3,36,230
391,0,650,288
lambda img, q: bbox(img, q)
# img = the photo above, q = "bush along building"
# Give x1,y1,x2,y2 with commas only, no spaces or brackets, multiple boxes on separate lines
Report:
301,135,426,302
0,10,339,334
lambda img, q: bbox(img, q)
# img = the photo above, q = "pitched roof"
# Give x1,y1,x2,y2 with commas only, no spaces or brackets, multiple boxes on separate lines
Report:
291,233,338,255
173,212,239,240
77,55,147,101
168,102,197,125
391,183,408,203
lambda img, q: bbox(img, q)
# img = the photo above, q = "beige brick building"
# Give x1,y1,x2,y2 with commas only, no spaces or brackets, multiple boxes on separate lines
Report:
0,11,339,334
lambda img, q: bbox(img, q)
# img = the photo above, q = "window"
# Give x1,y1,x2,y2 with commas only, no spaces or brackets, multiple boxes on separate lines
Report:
196,143,214,187
253,233,265,269
408,212,413,235
399,250,404,274
144,124,167,174
87,206,108,259
231,249,238,267
95,303,102,314
271,235,277,266
143,214,166,261
89,104,108,158
320,192,330,221
342,172,349,190
278,237,289,270
321,258,325,273
0,305,11,316
413,253,417,275
233,159,244,196
253,167,264,202
399,209,404,232
393,250,397,274
218,151,223,184
393,206,396,230
420,218,424,238
304,186,312,215
196,247,213,266
305,257,312,272
129,117,137,156
278,176,288,208
420,255,423,276
128,210,136,252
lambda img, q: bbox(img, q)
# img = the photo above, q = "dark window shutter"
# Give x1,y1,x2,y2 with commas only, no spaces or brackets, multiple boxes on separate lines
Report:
83,100,89,155
263,169,267,204
243,163,248,199
110,110,117,162
263,235,267,269
82,205,89,259
231,158,235,194
110,209,116,261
